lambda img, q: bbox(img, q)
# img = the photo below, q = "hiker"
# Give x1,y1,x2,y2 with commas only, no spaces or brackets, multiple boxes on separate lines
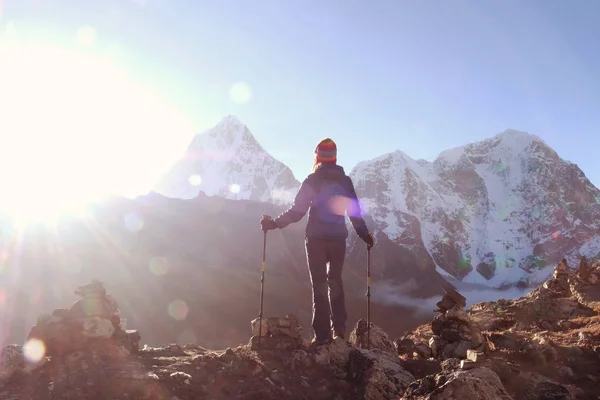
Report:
260,138,374,345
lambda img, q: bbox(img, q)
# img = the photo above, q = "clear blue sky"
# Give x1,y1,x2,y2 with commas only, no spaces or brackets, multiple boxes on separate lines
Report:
2,0,600,188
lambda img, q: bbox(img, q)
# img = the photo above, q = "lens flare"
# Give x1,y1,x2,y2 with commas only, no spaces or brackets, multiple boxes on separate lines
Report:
230,184,241,194
124,212,144,232
168,300,189,321
188,175,202,186
149,256,169,276
327,195,351,216
23,339,45,363
229,82,252,104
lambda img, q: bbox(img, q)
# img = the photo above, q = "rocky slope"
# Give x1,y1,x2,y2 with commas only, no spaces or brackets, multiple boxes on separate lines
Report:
350,130,600,286
1,257,599,399
153,115,300,204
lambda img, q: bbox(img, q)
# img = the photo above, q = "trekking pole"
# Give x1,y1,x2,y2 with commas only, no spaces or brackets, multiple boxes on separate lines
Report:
367,244,371,349
258,228,267,349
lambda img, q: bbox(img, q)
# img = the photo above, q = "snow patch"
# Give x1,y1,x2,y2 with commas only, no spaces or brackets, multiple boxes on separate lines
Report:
155,116,300,203
351,127,600,286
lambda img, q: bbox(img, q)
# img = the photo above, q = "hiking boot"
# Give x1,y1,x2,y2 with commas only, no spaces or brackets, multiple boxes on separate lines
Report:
310,336,332,346
333,331,345,340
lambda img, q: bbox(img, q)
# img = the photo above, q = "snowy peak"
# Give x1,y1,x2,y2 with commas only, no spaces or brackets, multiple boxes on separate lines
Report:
154,116,300,204
351,129,600,287
192,115,259,151
434,129,546,168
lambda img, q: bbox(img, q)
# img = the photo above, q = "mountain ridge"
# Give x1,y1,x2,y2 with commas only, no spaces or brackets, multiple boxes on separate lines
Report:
155,116,600,288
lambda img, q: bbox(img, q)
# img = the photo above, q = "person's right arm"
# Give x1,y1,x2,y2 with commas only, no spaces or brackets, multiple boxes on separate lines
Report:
274,176,316,228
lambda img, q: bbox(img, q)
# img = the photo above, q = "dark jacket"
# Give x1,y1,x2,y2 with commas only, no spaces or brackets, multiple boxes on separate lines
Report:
274,163,369,240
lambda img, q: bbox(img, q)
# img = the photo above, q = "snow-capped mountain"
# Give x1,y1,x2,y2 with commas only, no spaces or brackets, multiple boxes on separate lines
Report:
154,116,300,204
350,129,600,286
156,116,600,288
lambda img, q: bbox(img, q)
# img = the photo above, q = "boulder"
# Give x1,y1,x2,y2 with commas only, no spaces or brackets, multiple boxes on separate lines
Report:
434,285,467,313
250,315,302,338
313,337,353,365
0,343,47,381
249,335,302,351
350,319,395,354
349,348,415,400
401,367,512,400
81,317,116,338
520,381,572,400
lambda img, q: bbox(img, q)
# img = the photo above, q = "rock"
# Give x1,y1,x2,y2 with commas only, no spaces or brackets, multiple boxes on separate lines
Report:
521,381,572,400
27,317,74,357
429,336,442,358
0,344,47,381
555,258,568,273
440,358,461,372
444,285,467,306
428,300,484,360
402,367,512,400
476,261,496,280
349,319,395,354
413,340,432,359
218,348,236,363
431,314,446,336
435,286,467,313
26,281,131,358
170,371,192,384
313,338,352,366
81,317,115,338
126,330,141,353
249,335,301,351
251,316,302,338
349,348,415,400
445,306,471,324
577,256,590,279
395,338,416,356
400,358,443,379
556,366,574,378
0,345,25,381
182,343,206,352
250,317,269,337
268,315,302,338
70,281,118,318
460,358,492,370
443,340,480,359
435,295,457,313
466,349,484,363
284,349,313,370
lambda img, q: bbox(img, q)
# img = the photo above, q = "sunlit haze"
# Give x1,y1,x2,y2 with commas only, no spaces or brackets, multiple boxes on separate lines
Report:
1,0,600,222
0,35,195,222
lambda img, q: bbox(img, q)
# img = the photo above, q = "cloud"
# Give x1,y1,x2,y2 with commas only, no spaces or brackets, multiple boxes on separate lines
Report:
370,279,535,317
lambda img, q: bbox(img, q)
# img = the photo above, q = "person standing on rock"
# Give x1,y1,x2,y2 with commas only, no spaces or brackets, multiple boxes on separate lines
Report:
260,138,374,345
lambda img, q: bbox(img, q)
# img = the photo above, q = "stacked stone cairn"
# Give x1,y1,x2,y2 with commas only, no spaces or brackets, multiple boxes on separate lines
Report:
543,258,571,293
577,256,599,284
427,285,486,362
0,280,141,381
249,315,303,350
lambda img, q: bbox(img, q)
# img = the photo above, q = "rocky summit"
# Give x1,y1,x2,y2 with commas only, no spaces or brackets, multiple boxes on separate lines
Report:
1,257,599,400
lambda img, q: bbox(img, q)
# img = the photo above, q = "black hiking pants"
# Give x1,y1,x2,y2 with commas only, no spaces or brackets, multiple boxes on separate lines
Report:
305,237,347,341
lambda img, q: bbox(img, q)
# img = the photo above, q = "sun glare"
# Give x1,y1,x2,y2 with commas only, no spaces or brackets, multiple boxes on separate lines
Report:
0,33,196,225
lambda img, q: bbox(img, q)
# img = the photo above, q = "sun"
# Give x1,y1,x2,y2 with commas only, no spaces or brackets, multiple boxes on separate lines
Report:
0,34,195,225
